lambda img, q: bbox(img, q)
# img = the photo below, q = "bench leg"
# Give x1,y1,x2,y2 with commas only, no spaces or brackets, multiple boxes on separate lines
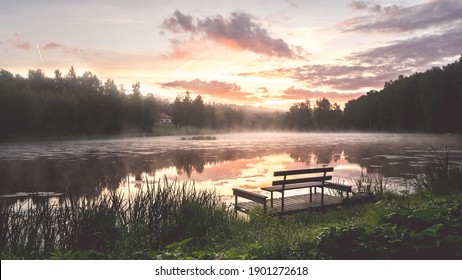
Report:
281,192,284,212
270,192,274,208
310,187,312,202
321,187,324,206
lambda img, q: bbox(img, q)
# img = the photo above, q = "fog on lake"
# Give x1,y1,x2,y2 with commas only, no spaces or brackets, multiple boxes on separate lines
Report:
1,132,461,203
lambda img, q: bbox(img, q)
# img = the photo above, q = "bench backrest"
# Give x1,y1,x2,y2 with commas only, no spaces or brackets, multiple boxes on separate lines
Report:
272,167,333,187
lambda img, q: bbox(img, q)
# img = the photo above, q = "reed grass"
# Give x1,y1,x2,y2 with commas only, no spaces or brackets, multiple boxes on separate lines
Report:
412,149,462,196
0,177,234,259
352,171,389,197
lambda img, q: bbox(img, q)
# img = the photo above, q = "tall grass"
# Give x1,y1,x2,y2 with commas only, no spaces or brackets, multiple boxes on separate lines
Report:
0,178,234,259
352,171,389,197
412,149,462,196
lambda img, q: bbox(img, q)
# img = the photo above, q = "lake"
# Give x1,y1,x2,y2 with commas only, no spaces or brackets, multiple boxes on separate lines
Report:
1,132,461,203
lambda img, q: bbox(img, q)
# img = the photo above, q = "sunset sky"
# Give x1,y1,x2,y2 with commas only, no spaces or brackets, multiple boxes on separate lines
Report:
1,0,461,109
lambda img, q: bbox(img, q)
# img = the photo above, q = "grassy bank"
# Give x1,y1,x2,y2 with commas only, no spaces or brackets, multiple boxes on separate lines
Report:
0,124,218,143
1,154,461,260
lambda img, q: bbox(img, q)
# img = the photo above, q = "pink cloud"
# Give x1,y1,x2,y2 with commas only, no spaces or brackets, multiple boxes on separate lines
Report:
161,10,305,59
43,42,83,55
160,79,262,102
8,34,31,50
346,29,462,68
257,87,269,93
239,63,402,91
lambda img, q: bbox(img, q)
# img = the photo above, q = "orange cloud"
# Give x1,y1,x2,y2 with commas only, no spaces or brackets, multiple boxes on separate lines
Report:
160,79,262,102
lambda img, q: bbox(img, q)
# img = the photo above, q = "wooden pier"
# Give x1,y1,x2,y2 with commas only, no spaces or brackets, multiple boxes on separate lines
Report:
233,167,352,216
234,192,343,215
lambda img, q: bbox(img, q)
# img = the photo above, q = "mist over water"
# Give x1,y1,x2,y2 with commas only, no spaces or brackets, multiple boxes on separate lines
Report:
1,132,461,202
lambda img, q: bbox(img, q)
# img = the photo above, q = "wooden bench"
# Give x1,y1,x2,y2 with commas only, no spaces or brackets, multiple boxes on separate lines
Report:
233,167,352,214
261,167,352,212
232,188,267,213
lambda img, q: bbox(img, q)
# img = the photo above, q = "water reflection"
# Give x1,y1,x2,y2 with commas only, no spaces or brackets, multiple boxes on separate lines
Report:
1,133,462,203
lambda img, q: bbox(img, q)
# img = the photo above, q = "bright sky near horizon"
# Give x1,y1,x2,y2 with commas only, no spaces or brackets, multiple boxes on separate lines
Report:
1,0,461,109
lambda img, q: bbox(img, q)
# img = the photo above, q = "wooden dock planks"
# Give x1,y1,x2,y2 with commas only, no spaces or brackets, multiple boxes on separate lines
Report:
235,193,343,215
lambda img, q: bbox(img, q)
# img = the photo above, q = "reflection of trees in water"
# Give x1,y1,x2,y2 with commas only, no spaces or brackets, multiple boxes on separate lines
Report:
0,158,128,196
0,148,263,196
2,141,454,197
287,143,430,179
289,147,343,166
173,150,206,176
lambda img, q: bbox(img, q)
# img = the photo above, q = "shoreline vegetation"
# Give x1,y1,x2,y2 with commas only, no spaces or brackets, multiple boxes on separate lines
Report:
1,153,461,260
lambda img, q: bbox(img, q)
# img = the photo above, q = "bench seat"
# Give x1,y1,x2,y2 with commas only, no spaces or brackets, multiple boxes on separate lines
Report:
233,188,267,212
262,182,323,192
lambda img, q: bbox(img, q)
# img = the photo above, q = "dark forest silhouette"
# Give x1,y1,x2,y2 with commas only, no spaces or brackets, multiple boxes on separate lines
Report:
343,56,462,133
1,56,461,139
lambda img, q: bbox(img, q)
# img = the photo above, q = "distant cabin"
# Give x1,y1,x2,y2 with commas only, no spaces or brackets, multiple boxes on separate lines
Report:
158,112,173,123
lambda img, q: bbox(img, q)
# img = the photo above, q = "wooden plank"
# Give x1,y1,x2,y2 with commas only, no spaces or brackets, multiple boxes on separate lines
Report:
262,182,320,192
234,193,343,215
274,167,333,177
272,175,332,186
233,188,267,205
325,183,352,192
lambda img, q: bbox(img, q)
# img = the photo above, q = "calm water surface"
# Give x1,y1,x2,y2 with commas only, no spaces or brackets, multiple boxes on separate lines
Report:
1,132,461,203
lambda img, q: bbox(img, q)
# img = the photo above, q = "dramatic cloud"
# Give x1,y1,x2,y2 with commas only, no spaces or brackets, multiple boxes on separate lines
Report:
282,86,363,102
161,10,196,34
347,29,462,67
239,63,402,91
340,0,462,33
161,10,302,58
159,79,262,102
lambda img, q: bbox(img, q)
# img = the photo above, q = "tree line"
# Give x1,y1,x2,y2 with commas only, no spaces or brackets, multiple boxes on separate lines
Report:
286,56,462,133
0,68,169,138
170,92,284,131
285,98,343,131
1,56,461,139
0,67,284,139
343,56,462,133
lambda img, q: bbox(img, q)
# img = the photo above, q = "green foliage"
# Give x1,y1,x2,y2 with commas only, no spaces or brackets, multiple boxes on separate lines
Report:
412,149,462,196
315,196,462,259
285,98,342,131
0,68,163,138
344,56,462,132
2,176,462,260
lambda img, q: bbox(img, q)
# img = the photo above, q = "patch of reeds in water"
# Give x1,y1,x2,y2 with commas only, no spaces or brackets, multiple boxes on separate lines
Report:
0,178,234,259
352,171,389,197
412,149,462,196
